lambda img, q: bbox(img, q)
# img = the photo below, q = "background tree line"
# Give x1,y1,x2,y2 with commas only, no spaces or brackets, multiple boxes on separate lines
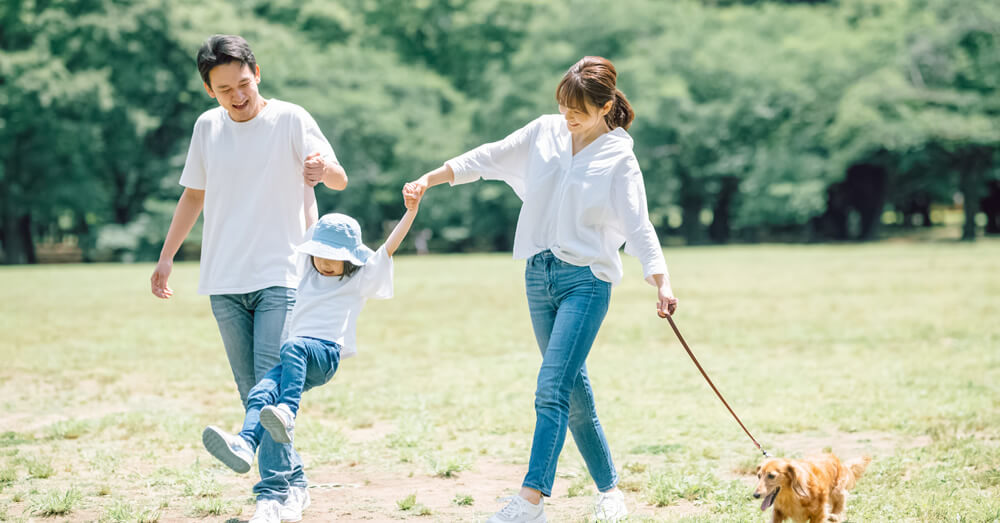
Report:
2,0,998,264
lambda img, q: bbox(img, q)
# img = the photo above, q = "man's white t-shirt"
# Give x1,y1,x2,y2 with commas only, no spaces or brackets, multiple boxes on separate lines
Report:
287,244,394,359
179,99,336,295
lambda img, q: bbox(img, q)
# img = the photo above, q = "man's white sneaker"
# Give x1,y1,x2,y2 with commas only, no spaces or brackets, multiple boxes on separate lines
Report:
260,404,295,444
201,425,254,474
594,489,628,522
248,498,282,523
486,495,546,523
279,486,311,522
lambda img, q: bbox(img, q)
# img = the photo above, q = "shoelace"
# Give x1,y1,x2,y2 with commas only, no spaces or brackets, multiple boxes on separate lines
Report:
496,496,527,518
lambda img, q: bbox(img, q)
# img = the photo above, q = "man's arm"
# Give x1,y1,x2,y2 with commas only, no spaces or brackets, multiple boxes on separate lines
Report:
304,152,347,190
150,188,205,298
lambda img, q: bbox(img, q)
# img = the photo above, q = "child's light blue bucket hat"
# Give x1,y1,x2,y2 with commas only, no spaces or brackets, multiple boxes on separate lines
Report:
296,213,374,266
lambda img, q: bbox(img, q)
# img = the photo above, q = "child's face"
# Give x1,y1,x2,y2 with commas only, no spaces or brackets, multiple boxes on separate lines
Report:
312,256,345,277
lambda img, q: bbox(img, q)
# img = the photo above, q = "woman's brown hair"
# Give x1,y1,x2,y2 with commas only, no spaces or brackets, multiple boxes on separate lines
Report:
556,56,635,130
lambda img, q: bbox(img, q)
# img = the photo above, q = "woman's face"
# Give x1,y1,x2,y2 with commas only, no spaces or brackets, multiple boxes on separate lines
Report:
559,99,613,136
312,256,345,277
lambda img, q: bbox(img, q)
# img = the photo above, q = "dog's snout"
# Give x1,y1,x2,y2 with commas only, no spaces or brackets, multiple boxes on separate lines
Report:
753,492,760,498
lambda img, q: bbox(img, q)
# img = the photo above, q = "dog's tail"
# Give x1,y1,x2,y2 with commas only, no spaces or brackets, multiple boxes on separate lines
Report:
843,455,872,489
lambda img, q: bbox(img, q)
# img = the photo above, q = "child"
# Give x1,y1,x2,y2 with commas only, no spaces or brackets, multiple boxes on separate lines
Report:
201,191,421,523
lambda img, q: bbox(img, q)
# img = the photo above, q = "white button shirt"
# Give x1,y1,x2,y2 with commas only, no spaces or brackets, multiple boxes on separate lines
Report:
446,114,668,286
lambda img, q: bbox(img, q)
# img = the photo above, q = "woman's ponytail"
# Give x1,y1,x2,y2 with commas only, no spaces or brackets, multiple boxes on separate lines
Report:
557,56,636,131
606,89,635,130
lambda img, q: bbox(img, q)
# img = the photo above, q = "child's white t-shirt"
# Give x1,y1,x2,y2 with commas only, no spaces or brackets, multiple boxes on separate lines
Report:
287,244,393,359
179,99,336,295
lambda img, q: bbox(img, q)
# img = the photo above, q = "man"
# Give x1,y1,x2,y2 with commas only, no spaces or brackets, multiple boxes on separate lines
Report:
150,34,345,523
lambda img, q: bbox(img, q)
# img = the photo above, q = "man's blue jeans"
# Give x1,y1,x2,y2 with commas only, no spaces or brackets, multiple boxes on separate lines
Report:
521,250,617,497
239,337,341,500
209,286,300,501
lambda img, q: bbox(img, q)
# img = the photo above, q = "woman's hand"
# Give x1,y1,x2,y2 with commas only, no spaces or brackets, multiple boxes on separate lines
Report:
656,281,678,318
404,177,429,200
647,273,677,317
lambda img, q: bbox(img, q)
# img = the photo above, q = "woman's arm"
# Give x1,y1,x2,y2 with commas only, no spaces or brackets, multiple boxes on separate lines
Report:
406,164,455,200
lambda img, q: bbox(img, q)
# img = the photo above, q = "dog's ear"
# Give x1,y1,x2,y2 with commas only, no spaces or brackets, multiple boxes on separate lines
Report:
755,464,762,475
784,463,810,498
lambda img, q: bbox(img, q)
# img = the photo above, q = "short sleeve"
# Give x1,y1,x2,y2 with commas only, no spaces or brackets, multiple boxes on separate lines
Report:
358,244,393,299
293,106,337,165
179,118,206,189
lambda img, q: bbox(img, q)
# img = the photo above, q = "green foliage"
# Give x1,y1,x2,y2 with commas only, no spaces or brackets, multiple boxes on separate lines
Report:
3,0,1000,263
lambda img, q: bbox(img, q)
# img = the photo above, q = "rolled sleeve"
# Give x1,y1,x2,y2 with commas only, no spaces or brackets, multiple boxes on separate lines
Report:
443,116,544,199
614,163,668,280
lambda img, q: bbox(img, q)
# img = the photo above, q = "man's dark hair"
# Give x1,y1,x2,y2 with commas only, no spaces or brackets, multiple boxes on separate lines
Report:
196,34,257,88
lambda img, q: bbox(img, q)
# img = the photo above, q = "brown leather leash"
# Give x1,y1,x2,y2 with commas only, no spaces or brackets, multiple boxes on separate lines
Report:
664,313,771,457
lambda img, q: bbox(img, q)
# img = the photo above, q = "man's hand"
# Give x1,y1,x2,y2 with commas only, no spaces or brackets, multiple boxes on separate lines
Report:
303,152,326,187
150,259,174,299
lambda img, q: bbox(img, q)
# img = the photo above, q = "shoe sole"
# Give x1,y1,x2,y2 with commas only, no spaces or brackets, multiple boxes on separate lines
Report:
202,426,251,474
260,407,293,444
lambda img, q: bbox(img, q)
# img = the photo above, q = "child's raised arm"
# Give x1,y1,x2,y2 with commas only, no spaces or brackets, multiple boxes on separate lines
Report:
383,187,422,257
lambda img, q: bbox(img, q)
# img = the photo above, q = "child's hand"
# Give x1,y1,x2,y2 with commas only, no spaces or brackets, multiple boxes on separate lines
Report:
403,182,423,211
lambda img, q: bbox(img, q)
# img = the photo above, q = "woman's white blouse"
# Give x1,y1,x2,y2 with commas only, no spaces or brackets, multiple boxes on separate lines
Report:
446,114,668,286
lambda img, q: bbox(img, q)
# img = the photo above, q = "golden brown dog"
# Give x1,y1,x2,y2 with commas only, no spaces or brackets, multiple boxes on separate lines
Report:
753,453,871,523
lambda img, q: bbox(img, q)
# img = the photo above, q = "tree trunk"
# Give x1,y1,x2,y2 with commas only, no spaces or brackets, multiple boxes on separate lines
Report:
959,170,982,242
709,176,739,244
679,176,707,245
844,163,888,241
1,212,36,264
957,147,992,242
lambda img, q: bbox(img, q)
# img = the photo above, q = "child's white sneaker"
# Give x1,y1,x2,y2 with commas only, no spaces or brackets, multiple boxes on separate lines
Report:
260,404,295,444
486,495,546,523
279,486,311,522
593,489,628,522
201,425,253,473
248,498,282,523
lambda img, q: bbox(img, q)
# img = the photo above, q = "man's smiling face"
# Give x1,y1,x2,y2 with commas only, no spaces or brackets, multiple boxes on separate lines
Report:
204,61,264,122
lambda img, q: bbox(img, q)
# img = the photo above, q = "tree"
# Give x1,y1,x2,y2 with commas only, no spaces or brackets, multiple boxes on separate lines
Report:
0,0,203,263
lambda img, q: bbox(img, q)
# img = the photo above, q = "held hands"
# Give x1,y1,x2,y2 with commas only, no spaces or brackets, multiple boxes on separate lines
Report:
303,152,326,187
150,259,174,299
402,181,425,211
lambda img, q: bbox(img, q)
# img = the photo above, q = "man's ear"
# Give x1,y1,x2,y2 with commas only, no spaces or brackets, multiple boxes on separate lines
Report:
204,82,216,98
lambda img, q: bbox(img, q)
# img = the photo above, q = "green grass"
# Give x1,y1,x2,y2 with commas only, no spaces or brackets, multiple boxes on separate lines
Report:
0,241,998,520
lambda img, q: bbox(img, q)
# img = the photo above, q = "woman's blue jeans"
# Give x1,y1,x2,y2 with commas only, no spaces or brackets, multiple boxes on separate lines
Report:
239,336,341,500
521,250,617,497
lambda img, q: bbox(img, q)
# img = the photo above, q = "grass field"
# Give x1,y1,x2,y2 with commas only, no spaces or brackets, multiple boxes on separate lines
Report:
1,241,998,522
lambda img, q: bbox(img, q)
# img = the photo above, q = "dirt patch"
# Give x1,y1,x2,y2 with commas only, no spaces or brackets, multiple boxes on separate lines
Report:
769,429,932,458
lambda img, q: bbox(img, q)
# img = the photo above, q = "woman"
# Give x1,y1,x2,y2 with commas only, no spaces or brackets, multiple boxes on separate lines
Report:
405,56,677,523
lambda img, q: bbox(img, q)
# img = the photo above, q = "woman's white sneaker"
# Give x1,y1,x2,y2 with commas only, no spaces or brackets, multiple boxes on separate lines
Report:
594,489,628,522
248,498,282,523
487,495,546,523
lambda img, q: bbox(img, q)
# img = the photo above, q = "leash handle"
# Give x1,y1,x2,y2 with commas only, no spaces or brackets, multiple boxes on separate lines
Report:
664,314,769,457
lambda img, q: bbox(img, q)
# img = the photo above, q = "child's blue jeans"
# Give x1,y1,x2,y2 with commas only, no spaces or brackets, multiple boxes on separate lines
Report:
239,336,342,501
521,250,617,497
